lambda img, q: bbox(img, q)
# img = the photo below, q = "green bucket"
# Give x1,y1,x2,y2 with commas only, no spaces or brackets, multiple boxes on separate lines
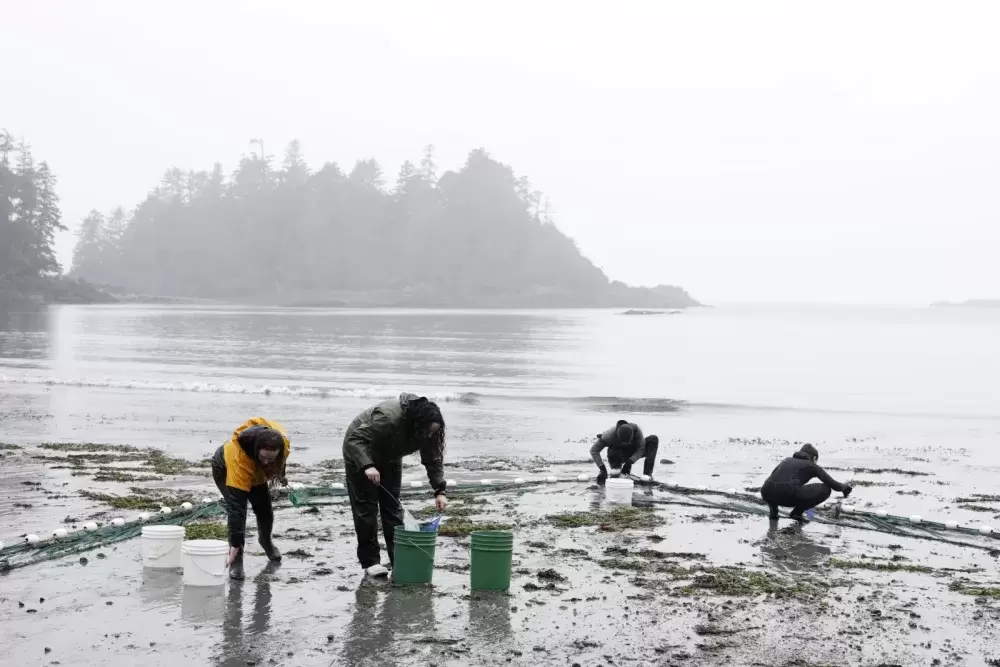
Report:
470,530,514,591
392,526,437,586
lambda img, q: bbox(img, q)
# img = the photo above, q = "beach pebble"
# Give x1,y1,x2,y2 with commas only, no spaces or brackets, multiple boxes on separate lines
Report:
53,528,68,539
83,522,99,532
180,502,193,510
26,534,40,545
111,518,126,527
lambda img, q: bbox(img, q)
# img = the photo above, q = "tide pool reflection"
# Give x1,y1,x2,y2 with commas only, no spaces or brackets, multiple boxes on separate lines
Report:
139,568,183,611
342,582,437,667
759,522,832,574
215,561,277,667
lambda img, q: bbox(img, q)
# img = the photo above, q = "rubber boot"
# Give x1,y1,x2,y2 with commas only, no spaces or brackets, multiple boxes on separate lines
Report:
768,504,779,521
229,552,245,581
259,538,281,562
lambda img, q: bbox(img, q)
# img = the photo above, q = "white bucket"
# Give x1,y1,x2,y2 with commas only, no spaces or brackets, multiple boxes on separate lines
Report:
181,539,229,587
605,478,634,505
141,525,185,569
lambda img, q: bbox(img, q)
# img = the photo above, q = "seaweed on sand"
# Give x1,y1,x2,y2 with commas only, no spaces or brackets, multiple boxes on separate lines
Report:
675,566,827,599
949,580,1000,597
547,506,664,531
185,522,227,540
437,519,514,537
828,558,934,574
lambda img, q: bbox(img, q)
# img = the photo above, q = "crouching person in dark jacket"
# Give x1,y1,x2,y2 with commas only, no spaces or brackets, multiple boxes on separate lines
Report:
761,444,852,523
342,393,448,578
590,420,659,484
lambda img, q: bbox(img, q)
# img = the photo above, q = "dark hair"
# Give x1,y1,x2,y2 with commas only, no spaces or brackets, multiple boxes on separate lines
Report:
256,428,286,484
408,398,446,453
616,423,634,443
799,443,819,461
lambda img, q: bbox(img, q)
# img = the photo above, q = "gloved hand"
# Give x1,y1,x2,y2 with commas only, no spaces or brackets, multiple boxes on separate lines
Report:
620,461,633,476
596,466,608,485
842,484,853,498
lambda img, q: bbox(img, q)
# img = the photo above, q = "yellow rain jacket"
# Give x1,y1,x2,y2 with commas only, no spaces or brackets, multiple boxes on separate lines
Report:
219,417,291,491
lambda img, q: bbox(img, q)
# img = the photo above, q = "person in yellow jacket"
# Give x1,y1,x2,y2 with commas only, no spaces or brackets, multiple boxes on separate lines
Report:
210,417,290,580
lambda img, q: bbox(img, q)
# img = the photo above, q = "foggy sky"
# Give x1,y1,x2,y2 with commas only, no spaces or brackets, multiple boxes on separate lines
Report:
4,1,998,304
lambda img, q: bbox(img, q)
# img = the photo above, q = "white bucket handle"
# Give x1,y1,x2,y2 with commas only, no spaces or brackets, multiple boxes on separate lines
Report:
145,541,181,559
190,555,228,579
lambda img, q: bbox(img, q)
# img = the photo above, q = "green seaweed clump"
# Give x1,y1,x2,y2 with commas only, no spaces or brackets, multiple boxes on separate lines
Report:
828,558,933,574
144,449,191,475
0,443,23,450
79,490,162,510
547,506,664,531
677,566,825,599
598,558,646,571
412,503,481,519
185,522,228,540
39,442,141,453
437,519,513,538
949,580,1000,597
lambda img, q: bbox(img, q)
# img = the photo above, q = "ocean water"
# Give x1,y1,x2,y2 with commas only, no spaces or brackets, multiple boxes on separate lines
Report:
1,303,999,473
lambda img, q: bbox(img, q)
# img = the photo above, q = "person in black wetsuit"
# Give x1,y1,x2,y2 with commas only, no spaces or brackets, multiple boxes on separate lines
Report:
590,420,659,484
761,444,852,522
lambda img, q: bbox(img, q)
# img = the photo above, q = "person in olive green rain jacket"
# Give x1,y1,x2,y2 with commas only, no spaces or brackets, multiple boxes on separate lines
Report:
342,393,448,578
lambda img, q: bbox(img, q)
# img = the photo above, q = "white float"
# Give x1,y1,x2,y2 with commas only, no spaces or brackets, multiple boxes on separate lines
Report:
26,534,40,545
111,518,126,527
409,481,423,488
53,528,68,539
697,485,708,491
875,510,888,518
83,521,99,532
330,482,345,490
641,475,652,483
577,473,590,482
980,525,994,536
141,525,185,569
446,479,457,488
138,512,151,521
512,478,525,485
841,506,855,515
160,506,172,515
0,541,4,550
480,479,492,485
201,497,214,504
546,476,558,483
909,515,922,524
726,488,737,495
945,521,959,530
180,502,193,510
181,539,229,587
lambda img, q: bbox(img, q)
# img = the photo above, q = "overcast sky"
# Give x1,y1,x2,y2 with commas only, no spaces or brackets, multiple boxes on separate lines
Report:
4,1,998,304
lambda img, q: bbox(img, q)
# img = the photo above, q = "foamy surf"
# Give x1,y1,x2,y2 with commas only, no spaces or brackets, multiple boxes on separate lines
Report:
0,374,470,402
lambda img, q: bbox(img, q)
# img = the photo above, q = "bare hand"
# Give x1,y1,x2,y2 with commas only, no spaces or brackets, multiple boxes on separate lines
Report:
227,547,240,565
365,467,381,486
435,494,447,512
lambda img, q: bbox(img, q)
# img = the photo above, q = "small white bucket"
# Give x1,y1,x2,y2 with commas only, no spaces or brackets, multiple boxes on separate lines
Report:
141,525,185,569
605,478,634,505
181,539,229,587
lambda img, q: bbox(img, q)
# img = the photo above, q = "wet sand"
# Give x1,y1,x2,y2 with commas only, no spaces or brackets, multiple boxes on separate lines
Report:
4,443,1000,666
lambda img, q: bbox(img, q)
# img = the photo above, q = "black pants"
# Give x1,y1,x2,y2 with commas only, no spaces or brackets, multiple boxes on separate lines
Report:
212,464,274,549
345,461,403,569
608,436,659,476
760,481,831,518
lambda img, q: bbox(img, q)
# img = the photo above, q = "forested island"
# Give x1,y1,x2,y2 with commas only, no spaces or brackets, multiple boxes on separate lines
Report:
4,131,698,308
0,131,111,303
